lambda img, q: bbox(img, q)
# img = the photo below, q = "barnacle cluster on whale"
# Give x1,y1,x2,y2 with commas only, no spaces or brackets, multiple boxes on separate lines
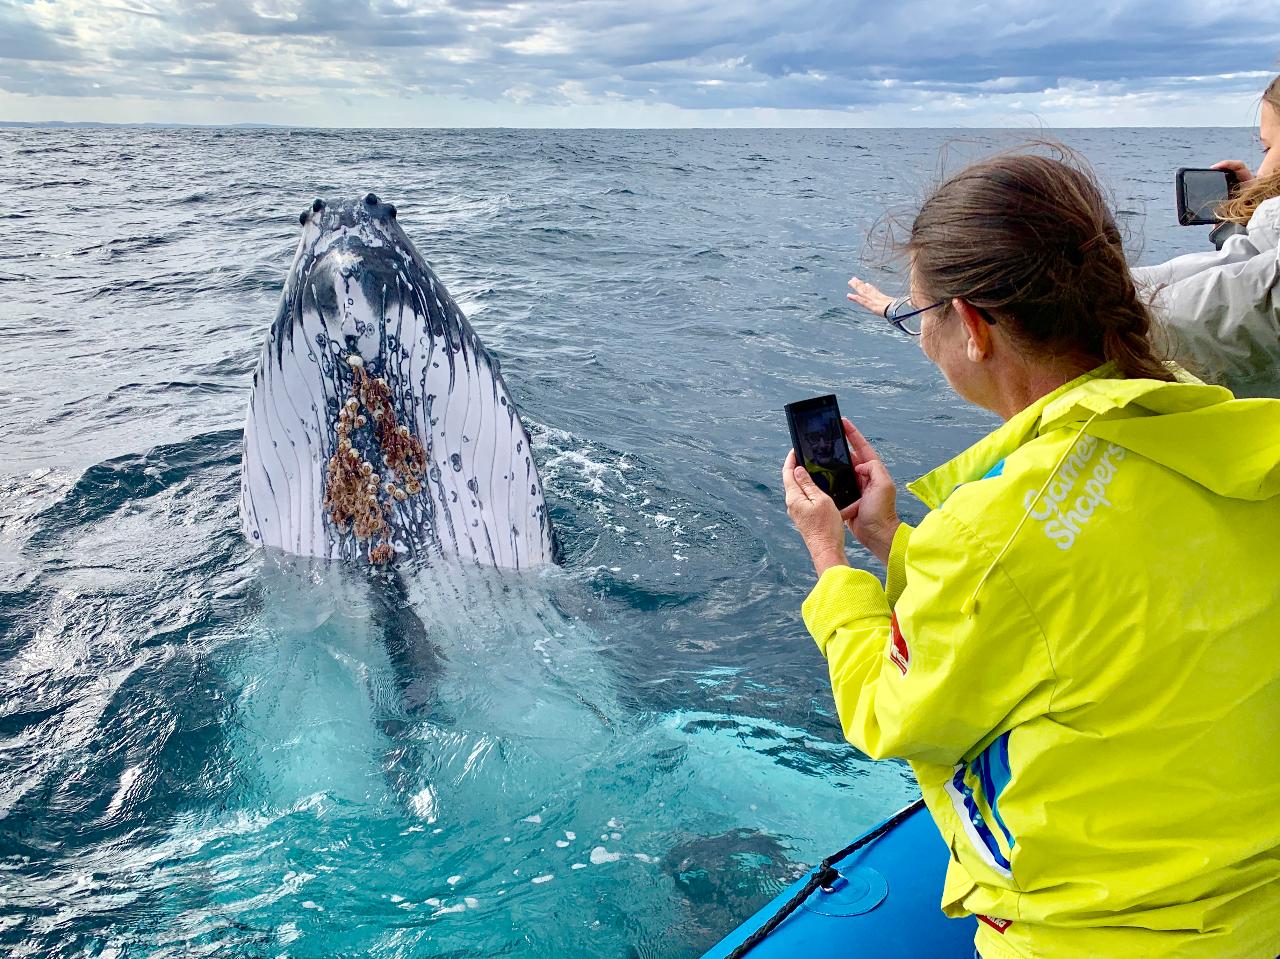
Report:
323,353,428,564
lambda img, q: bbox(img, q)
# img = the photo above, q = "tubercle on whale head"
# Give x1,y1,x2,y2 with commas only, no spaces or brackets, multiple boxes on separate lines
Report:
296,194,399,232
361,192,399,224
298,197,326,226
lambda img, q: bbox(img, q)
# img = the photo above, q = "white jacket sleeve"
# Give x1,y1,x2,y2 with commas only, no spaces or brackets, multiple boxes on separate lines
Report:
1132,197,1280,397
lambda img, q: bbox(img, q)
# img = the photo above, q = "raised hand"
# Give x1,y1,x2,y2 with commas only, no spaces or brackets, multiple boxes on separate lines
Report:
847,276,894,317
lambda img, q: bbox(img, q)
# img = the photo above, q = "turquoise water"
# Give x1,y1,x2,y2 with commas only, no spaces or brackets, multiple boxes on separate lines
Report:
0,126,1255,957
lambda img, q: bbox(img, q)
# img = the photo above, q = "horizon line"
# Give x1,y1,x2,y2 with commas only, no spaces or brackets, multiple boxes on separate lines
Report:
0,120,1256,131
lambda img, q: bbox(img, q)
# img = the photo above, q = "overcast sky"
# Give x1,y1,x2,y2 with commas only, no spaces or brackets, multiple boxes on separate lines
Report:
1,0,1277,127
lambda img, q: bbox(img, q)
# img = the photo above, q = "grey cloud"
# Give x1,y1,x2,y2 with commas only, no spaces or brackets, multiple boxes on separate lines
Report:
190,0,466,47
0,4,81,62
0,64,103,98
437,0,1280,111
106,44,240,64
3,0,1278,114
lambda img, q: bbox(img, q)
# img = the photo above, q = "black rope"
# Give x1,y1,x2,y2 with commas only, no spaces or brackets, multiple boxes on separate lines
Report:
722,798,927,959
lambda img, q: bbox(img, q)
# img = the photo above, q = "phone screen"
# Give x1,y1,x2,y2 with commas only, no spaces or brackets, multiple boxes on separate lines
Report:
786,395,860,509
1178,168,1233,225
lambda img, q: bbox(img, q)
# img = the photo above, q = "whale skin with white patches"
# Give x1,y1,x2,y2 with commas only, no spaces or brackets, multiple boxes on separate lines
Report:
240,193,555,569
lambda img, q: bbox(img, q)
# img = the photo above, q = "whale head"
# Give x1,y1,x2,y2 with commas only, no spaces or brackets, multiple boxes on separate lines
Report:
240,193,556,569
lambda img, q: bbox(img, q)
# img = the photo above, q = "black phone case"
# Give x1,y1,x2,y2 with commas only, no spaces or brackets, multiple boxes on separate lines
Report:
785,394,861,509
1175,167,1236,226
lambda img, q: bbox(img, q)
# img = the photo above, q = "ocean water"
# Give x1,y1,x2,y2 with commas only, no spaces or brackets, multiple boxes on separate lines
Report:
0,126,1255,958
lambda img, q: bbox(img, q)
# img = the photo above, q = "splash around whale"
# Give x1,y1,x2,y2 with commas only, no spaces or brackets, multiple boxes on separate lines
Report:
240,193,555,569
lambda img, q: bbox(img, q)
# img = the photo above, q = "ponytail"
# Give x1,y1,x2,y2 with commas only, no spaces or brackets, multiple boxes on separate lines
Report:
1101,304,1171,382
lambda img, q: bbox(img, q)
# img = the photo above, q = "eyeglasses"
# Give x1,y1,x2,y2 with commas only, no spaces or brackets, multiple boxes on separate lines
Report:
884,296,944,336
883,296,998,336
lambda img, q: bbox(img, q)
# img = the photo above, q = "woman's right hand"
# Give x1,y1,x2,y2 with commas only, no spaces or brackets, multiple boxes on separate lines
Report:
1212,159,1254,184
847,277,894,317
840,418,901,565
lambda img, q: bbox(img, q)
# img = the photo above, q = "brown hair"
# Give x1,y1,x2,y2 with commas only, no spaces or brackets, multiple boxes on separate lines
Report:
907,149,1175,382
1218,75,1280,225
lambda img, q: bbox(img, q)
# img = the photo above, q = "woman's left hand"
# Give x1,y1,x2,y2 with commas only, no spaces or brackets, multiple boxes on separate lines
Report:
782,450,850,576
1212,159,1255,184
847,277,894,317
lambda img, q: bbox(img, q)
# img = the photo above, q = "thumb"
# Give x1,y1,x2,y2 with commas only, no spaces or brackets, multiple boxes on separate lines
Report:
792,464,820,501
857,459,892,489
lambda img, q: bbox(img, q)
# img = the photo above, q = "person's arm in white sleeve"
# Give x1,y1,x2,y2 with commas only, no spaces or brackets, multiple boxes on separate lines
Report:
1132,199,1280,395
1136,240,1280,394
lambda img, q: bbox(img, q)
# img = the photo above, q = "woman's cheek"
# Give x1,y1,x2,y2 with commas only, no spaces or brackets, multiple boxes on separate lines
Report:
919,320,941,361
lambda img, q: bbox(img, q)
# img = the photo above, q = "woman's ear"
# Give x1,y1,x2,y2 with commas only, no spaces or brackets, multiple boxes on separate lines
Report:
954,298,995,361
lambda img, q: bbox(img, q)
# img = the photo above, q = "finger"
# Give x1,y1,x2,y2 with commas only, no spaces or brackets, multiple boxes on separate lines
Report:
847,278,889,310
1212,159,1253,181
842,418,882,466
840,500,860,523
859,458,894,490
844,276,885,303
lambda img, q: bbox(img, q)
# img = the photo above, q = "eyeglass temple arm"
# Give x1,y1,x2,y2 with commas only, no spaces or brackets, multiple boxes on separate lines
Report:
883,294,912,320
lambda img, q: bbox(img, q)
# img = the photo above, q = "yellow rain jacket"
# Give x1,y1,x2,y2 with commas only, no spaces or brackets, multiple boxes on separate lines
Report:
803,367,1280,959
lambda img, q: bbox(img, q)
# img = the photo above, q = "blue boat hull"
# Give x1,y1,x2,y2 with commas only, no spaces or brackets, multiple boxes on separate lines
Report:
701,801,977,958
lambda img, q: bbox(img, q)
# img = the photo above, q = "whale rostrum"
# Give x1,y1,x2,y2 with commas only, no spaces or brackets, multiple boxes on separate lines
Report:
240,193,555,569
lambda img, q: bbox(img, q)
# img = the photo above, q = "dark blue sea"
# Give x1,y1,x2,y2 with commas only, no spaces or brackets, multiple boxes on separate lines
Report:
0,126,1255,958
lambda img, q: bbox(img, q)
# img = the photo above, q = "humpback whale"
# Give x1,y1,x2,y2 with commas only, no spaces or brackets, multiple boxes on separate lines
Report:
240,194,555,569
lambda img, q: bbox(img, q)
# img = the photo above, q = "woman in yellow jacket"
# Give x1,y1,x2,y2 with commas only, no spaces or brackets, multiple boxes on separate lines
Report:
783,153,1280,959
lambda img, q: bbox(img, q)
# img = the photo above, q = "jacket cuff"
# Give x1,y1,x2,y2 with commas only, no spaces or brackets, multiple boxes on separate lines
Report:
884,523,914,609
802,565,891,658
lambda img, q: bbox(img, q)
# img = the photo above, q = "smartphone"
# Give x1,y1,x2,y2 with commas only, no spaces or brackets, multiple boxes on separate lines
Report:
1175,167,1236,226
785,394,861,509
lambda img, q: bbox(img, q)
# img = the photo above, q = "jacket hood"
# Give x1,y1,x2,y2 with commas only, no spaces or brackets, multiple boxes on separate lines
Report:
911,366,1280,507
1041,377,1280,501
